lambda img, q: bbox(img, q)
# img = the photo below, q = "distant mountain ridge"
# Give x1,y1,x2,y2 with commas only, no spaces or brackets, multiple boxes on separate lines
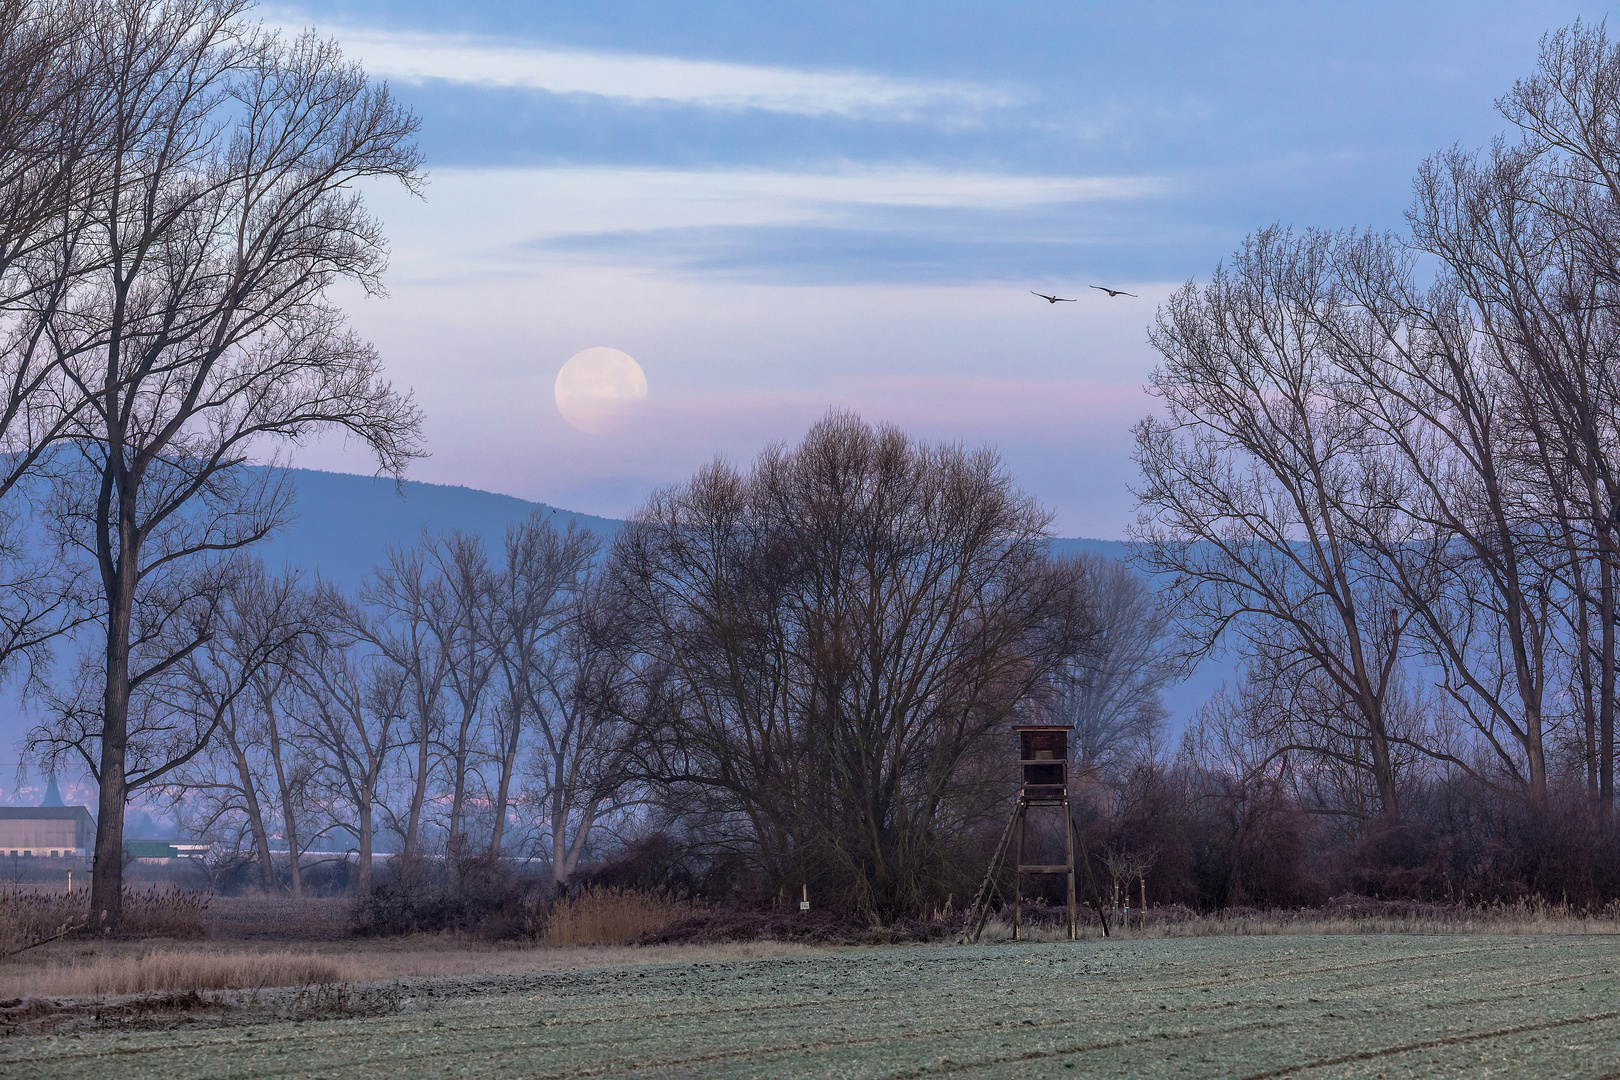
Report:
257,467,1132,585
252,467,626,587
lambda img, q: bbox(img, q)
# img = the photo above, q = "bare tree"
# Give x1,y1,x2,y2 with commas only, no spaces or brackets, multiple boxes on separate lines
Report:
489,512,595,861
293,607,401,897
612,412,1092,915
151,561,307,889
0,0,123,688
424,532,500,862
1133,228,1412,822
1323,226,1561,811
1475,21,1620,811
32,1,422,927
343,545,446,863
1053,554,1176,771
522,569,631,886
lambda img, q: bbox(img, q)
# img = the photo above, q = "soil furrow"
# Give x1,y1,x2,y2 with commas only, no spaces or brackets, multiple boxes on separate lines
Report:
1231,1009,1620,1079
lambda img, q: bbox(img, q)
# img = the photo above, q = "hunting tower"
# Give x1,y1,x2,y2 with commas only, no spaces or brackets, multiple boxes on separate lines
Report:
961,723,1090,942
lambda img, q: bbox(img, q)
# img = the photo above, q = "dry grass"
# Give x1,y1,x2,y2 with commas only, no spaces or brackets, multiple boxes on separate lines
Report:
117,887,208,938
976,897,1620,942
0,885,208,953
0,938,833,1000
6,949,354,997
203,895,349,940
0,891,86,957
542,887,690,945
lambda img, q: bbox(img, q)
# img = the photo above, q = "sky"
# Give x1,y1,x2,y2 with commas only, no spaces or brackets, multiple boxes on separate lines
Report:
272,1,1606,539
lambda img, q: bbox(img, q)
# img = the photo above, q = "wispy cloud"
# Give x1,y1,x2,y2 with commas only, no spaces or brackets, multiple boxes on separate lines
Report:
286,22,1018,121
365,165,1170,282
398,166,1167,234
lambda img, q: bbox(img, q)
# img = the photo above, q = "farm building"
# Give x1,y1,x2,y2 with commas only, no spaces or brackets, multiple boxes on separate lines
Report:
0,806,95,857
123,840,211,862
0,772,96,857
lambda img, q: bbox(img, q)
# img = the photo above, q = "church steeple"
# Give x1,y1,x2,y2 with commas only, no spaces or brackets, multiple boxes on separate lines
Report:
40,771,64,808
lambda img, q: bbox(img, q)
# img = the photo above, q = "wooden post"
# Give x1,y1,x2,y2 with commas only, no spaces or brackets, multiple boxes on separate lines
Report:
1064,807,1078,940
1012,806,1025,941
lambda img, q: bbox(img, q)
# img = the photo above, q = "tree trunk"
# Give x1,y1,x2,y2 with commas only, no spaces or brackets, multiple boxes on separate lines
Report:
356,796,373,897
90,540,136,929
402,682,433,861
446,708,474,861
490,703,521,856
265,705,302,898
230,732,275,890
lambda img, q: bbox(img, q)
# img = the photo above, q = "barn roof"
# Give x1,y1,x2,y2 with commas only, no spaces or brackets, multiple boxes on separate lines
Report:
0,806,93,821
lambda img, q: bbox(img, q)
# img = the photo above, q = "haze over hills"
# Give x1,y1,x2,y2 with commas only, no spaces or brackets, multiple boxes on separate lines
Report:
253,468,627,587
255,467,1131,583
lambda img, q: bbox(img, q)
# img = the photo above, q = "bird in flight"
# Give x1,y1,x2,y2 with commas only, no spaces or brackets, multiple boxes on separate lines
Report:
1090,285,1138,298
1031,291,1077,304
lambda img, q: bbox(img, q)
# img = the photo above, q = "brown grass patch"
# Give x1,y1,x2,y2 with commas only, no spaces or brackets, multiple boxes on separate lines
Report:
5,948,356,997
118,886,208,938
975,896,1620,942
0,938,836,1001
542,887,690,945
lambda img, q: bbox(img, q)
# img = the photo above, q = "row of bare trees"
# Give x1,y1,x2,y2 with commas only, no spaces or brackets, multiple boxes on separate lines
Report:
0,0,424,926
116,513,614,897
1134,21,1620,835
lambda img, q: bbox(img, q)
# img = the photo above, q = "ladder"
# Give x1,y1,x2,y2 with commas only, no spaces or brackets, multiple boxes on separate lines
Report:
959,791,1105,943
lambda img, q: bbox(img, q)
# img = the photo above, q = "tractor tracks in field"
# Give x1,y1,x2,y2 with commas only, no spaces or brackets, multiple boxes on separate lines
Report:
1229,1009,1620,1079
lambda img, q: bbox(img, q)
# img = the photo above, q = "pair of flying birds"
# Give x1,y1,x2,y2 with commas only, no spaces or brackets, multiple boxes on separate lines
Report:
1032,285,1136,303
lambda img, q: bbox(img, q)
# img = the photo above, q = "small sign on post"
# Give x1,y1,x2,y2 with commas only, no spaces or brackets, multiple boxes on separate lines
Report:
799,884,810,911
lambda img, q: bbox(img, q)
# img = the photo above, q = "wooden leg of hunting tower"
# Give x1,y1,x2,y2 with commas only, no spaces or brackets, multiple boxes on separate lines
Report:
1012,807,1025,942
961,797,1022,944
1064,797,1078,941
1069,809,1108,938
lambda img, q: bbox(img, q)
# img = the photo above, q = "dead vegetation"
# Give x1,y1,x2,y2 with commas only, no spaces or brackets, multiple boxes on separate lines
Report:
542,886,691,945
977,895,1620,941
8,949,353,997
0,981,404,1037
0,887,208,957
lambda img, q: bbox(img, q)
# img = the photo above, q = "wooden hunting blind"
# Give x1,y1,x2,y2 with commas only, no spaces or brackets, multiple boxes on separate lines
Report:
1019,725,1069,796
960,723,1101,943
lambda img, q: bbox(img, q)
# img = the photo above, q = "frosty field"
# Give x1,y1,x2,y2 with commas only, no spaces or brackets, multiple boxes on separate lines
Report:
4,934,1618,1079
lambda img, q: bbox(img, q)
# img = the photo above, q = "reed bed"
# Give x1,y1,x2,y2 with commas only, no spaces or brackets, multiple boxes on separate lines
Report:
4,949,355,998
0,886,207,954
542,886,690,945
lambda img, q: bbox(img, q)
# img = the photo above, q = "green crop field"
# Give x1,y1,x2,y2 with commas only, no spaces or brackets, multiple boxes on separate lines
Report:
5,934,1619,1078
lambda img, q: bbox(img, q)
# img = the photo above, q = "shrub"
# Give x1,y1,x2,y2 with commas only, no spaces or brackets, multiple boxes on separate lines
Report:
351,854,545,939
637,906,951,946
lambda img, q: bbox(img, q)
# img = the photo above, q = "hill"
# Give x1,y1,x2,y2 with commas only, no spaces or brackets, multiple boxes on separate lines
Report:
253,468,624,587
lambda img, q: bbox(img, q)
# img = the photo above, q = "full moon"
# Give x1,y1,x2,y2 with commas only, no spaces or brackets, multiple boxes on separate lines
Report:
554,346,648,435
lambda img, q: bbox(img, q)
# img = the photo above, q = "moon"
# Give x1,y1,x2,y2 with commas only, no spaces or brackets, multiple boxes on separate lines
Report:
554,346,648,435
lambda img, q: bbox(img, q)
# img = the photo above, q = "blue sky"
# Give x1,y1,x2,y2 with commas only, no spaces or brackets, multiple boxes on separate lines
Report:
274,1,1602,537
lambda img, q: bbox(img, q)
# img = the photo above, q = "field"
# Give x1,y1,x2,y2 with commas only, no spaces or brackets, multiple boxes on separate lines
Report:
2,933,1617,1078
